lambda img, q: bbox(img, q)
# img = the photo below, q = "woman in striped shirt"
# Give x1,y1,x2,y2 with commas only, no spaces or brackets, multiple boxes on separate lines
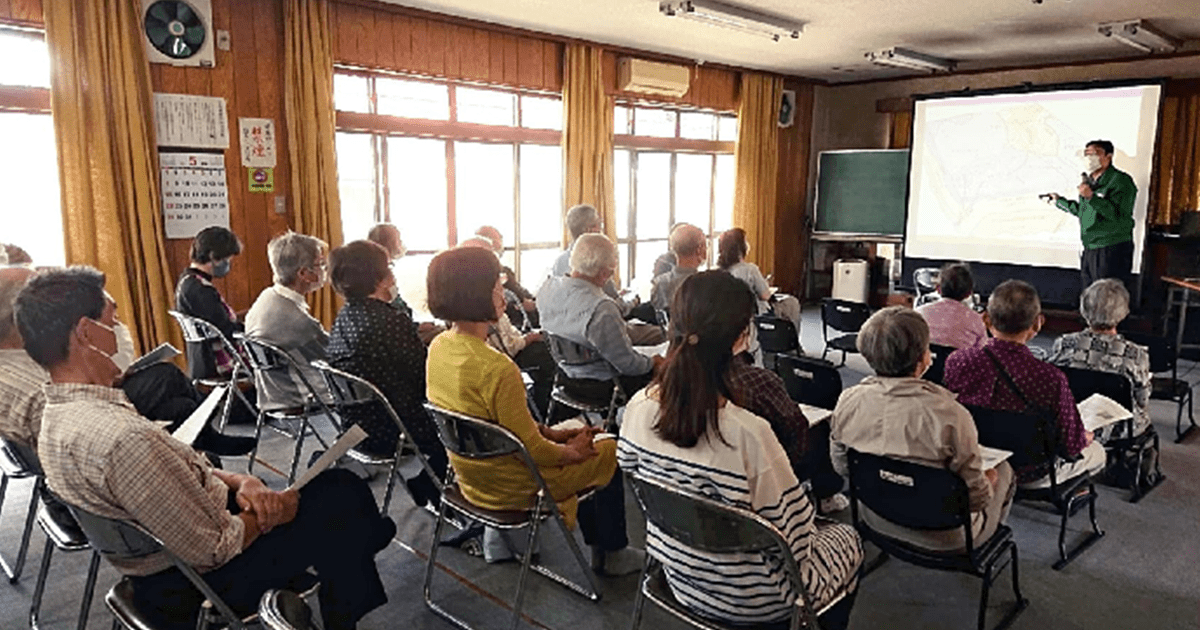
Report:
619,271,863,630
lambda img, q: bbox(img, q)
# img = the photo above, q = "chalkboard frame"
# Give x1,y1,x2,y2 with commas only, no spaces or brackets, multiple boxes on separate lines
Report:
813,149,911,237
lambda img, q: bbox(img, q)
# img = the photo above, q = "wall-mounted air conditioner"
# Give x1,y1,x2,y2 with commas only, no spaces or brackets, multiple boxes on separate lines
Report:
618,57,691,97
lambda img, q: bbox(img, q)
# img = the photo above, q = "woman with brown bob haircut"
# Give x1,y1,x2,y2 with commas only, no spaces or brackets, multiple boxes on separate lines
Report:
425,246,644,574
327,239,445,507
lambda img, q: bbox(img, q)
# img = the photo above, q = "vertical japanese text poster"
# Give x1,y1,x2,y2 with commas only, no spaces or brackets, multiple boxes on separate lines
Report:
239,117,277,168
160,153,230,239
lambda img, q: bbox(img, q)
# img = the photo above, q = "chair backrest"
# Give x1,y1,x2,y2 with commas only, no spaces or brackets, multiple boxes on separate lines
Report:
1057,364,1134,409
846,450,970,534
168,310,220,344
774,353,842,410
913,267,940,296
923,343,956,386
0,436,42,476
310,360,376,408
544,332,600,367
237,333,290,372
1119,330,1172,375
754,314,799,355
423,403,526,461
963,405,1056,472
821,298,871,334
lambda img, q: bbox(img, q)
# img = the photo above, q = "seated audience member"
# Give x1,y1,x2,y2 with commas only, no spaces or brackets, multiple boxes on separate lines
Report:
620,271,862,629
366,223,445,345
244,231,332,411
652,249,676,278
538,234,664,404
475,225,539,328
175,226,245,380
1047,278,1151,439
944,280,1105,486
17,267,394,630
649,223,705,312
832,306,1015,550
718,228,803,346
426,246,643,574
459,237,556,415
3,243,31,265
327,240,446,506
915,262,986,349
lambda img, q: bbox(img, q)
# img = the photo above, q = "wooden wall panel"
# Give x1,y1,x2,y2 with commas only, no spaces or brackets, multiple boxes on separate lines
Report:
774,82,815,296
0,0,41,26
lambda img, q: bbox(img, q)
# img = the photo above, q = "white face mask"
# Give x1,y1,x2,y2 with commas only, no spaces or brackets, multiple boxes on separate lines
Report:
386,283,400,303
1084,154,1102,172
86,319,134,374
732,326,751,356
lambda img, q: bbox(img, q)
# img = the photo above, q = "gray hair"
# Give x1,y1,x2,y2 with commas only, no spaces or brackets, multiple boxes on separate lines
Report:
565,204,600,240
986,280,1041,335
366,223,401,257
570,233,618,277
0,267,35,341
938,262,973,301
1080,279,1129,330
857,306,930,377
268,232,327,286
669,223,706,258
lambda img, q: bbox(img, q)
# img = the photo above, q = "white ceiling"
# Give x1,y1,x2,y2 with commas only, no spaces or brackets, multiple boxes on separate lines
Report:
384,0,1200,83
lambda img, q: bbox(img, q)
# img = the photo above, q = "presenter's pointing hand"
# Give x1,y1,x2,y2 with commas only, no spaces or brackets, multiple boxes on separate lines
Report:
1040,193,1060,204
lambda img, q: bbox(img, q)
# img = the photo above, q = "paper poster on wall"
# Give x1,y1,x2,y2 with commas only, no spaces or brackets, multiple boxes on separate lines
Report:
154,93,230,149
239,117,277,167
160,152,230,239
248,167,274,193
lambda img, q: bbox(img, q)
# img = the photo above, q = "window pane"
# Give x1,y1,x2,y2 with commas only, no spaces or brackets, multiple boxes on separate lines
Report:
333,73,370,113
376,77,449,120
335,132,376,244
718,115,739,142
635,152,671,240
613,106,631,135
713,153,735,232
614,149,631,240
457,87,516,126
521,96,562,130
0,113,61,264
617,243,630,290
679,112,717,140
633,241,665,289
675,153,714,231
455,142,514,247
0,31,49,88
387,136,448,251
634,108,676,138
518,144,562,245
393,253,435,320
518,247,559,288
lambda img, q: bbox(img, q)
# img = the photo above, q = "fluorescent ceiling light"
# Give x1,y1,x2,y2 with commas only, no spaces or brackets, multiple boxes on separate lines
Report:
658,1,802,43
1098,20,1181,54
866,47,956,73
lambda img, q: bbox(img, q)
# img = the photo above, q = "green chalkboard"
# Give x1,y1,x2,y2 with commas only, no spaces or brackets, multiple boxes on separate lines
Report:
814,150,909,236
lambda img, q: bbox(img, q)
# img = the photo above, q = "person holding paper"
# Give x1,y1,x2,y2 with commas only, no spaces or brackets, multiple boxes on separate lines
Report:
831,306,1014,552
944,280,1106,487
1047,279,1152,439
621,271,862,630
426,246,644,576
16,266,394,630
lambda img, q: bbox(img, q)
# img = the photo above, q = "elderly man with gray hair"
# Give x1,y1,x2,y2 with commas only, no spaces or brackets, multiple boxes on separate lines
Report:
538,233,664,407
1047,279,1151,438
649,223,706,312
244,231,333,411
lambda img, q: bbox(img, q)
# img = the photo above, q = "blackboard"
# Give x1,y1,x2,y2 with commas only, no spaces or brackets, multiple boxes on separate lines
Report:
814,149,909,236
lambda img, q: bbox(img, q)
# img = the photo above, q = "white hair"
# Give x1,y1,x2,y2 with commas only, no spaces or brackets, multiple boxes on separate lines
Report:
268,231,327,286
570,233,617,277
1080,279,1129,330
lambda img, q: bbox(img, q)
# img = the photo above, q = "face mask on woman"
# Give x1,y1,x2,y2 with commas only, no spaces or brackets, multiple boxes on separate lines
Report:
212,258,232,278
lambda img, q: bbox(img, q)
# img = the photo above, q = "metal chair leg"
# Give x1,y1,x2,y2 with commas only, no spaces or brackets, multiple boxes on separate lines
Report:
422,482,474,630
247,410,266,475
0,476,39,583
627,558,652,630
287,422,307,486
977,560,992,630
380,454,401,516
29,537,53,630
509,514,543,630
76,550,101,630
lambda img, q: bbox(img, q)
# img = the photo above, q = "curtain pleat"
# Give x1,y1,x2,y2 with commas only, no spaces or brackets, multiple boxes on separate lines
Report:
561,44,616,249
1150,81,1200,227
284,0,343,326
732,73,783,276
44,0,179,353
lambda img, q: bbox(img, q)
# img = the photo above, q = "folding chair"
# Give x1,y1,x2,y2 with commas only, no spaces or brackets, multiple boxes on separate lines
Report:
0,437,40,583
310,360,443,515
923,343,956,386
775,353,842,411
236,335,334,485
259,589,314,630
965,405,1104,570
627,473,848,630
913,267,941,307
544,332,625,429
29,499,100,630
846,450,1028,630
755,313,800,370
1121,330,1196,442
422,403,601,630
1058,365,1165,503
820,299,871,367
168,310,259,432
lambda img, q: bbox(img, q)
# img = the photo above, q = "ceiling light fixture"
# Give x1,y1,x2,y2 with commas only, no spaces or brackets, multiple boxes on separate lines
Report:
866,47,956,73
658,1,802,43
1098,20,1181,54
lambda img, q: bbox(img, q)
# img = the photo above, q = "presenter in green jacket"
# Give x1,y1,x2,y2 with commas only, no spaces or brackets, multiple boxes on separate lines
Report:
1045,139,1137,291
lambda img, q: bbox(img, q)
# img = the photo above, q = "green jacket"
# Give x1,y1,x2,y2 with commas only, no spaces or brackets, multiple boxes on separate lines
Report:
1054,165,1137,250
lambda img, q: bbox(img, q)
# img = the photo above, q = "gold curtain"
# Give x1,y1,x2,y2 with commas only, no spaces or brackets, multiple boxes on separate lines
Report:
733,72,783,275
284,0,342,326
561,44,616,247
44,0,179,353
889,111,913,149
1150,80,1200,227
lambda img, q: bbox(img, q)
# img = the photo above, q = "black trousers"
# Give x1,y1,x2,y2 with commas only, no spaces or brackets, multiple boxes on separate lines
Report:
513,340,556,417
128,469,391,630
576,466,629,552
1081,240,1133,292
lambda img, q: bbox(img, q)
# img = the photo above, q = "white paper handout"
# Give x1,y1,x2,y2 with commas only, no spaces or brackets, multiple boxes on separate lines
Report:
128,343,182,375
171,385,228,446
979,445,1013,471
634,341,670,359
289,425,368,491
798,403,832,426
553,418,615,443
1076,393,1133,433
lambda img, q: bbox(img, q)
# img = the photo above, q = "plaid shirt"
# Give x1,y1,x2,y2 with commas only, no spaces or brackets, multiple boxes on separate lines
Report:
39,383,243,576
727,358,808,478
1047,330,1151,435
0,349,48,450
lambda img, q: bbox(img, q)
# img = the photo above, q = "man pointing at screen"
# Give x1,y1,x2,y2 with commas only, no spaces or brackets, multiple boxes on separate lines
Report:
1045,140,1137,291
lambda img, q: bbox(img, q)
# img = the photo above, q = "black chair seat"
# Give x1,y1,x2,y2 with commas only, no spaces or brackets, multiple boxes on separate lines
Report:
36,504,88,550
550,386,610,413
0,445,35,479
827,335,858,352
1149,377,1189,399
861,523,1015,576
107,578,155,630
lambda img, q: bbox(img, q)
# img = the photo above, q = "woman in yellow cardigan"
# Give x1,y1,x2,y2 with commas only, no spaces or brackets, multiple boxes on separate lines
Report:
424,246,643,575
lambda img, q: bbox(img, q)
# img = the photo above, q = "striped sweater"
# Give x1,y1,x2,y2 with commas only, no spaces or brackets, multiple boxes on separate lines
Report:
619,388,862,624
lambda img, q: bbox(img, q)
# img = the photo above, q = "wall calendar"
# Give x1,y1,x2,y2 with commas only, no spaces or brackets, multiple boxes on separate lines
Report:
160,152,230,239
